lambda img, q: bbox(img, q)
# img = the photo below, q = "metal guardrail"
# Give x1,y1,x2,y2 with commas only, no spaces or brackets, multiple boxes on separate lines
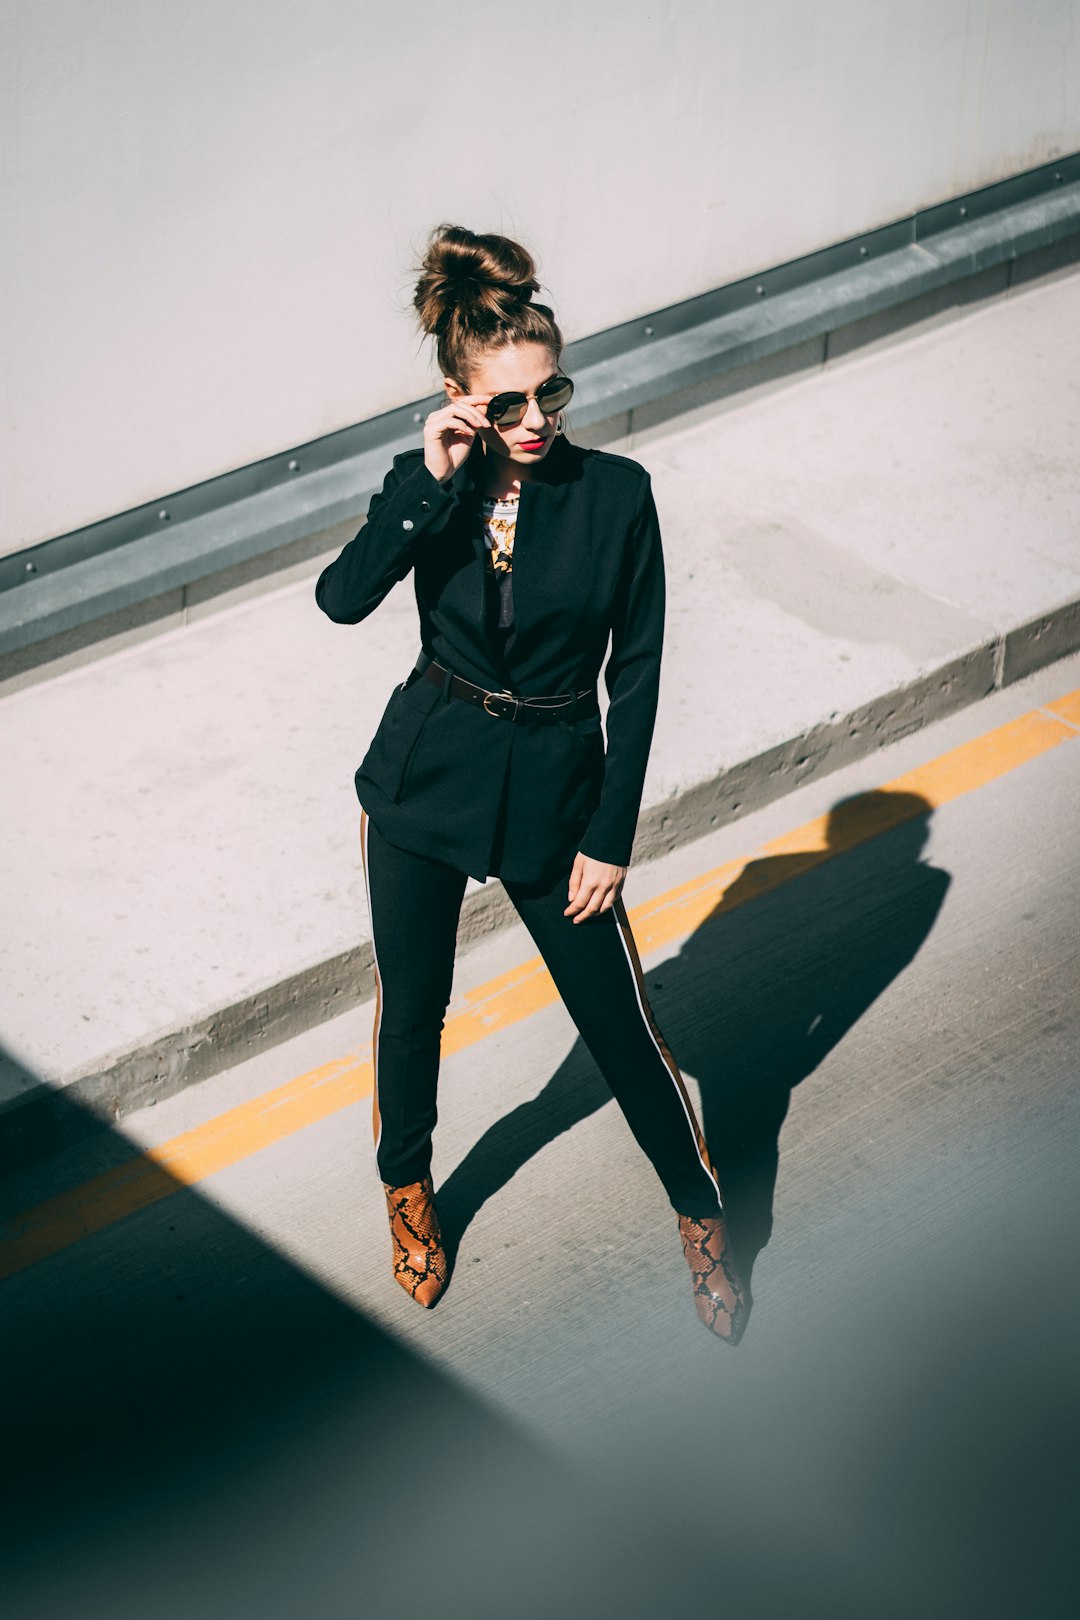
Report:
2,150,1079,665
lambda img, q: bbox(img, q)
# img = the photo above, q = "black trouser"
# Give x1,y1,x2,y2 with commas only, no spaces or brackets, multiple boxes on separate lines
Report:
358,807,725,1220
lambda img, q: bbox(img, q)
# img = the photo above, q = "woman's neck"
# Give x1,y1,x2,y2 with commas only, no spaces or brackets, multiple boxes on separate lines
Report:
481,466,529,500
478,436,550,500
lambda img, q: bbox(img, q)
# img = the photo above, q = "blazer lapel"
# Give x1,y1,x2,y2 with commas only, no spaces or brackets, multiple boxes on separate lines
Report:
449,432,588,639
442,438,486,621
512,434,588,641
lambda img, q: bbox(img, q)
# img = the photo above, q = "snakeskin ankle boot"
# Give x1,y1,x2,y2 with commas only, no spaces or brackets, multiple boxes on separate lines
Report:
677,1210,748,1344
382,1175,448,1308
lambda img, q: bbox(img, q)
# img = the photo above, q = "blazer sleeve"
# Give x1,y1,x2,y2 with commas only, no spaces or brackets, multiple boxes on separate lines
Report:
314,451,458,624
577,472,665,869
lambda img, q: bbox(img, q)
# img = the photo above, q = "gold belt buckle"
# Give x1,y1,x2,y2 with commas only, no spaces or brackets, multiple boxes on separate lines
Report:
483,688,518,719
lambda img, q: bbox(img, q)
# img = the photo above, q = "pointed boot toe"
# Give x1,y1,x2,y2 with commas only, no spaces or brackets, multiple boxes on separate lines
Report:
677,1210,748,1345
383,1175,448,1308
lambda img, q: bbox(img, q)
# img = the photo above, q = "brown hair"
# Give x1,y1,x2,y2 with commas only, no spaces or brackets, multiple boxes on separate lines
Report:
412,223,564,390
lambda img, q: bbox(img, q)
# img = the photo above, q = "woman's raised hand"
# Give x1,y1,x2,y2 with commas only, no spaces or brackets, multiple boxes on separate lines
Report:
423,395,492,484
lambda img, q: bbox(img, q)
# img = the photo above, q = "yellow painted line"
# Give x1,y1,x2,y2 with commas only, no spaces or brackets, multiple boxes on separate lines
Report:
3,688,1079,1280
1045,688,1080,730
0,1052,379,1276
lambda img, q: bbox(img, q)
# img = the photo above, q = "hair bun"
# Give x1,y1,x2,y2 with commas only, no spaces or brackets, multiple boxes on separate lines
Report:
411,222,564,393
413,223,540,338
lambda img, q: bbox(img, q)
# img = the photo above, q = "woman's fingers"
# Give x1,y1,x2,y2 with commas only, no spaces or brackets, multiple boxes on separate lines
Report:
422,397,493,480
442,399,490,423
571,888,608,922
565,857,627,920
431,410,477,434
428,403,489,439
566,880,616,922
436,395,492,423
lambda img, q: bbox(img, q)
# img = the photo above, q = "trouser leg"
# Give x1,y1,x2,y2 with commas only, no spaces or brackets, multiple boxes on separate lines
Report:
359,808,468,1186
500,867,725,1220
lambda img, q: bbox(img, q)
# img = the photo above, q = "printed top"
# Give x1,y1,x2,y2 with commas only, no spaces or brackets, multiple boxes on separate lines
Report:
481,491,519,634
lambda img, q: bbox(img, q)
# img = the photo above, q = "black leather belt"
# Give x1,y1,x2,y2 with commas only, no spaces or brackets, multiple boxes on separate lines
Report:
405,656,599,725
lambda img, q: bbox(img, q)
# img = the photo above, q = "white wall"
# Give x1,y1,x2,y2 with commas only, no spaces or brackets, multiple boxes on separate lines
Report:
2,0,1079,556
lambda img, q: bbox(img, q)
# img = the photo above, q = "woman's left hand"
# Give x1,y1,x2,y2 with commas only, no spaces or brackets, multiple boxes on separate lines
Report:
565,853,626,922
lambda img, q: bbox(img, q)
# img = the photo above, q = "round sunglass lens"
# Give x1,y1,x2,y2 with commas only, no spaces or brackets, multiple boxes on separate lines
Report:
488,395,527,426
538,377,574,412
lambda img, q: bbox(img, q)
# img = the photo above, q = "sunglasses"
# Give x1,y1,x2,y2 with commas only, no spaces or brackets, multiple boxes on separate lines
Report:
485,373,575,428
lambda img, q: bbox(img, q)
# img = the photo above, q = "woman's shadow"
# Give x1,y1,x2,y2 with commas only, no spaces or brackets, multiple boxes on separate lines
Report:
436,790,949,1291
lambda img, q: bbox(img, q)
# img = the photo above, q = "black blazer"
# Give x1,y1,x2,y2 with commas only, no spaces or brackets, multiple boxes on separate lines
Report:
314,429,665,886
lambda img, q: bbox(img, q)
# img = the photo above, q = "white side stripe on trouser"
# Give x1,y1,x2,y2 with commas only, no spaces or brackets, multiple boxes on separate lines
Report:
360,813,716,1207
358,810,384,1161
611,894,724,1211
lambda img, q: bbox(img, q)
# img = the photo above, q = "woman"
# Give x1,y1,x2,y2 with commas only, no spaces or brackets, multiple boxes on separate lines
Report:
315,224,747,1343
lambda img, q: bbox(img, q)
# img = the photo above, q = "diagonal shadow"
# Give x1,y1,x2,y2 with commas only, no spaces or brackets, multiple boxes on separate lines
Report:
5,789,1075,1620
437,790,948,1290
0,1063,686,1620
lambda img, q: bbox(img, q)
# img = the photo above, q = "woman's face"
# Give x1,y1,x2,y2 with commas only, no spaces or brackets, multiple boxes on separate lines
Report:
445,341,563,475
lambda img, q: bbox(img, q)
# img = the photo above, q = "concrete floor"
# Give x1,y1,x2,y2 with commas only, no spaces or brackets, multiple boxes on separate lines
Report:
4,650,1079,1619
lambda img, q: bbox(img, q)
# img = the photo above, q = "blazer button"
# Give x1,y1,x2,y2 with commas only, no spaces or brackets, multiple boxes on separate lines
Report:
419,499,430,511
402,518,414,531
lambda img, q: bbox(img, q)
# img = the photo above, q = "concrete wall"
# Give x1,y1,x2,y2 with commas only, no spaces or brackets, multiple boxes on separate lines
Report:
3,0,1079,557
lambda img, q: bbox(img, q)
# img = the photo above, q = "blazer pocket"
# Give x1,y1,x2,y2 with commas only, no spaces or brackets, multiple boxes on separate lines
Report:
573,711,604,737
569,712,605,741
570,709,605,768
359,676,443,803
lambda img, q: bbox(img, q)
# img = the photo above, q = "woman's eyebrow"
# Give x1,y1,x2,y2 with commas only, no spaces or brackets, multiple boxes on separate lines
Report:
492,372,561,395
